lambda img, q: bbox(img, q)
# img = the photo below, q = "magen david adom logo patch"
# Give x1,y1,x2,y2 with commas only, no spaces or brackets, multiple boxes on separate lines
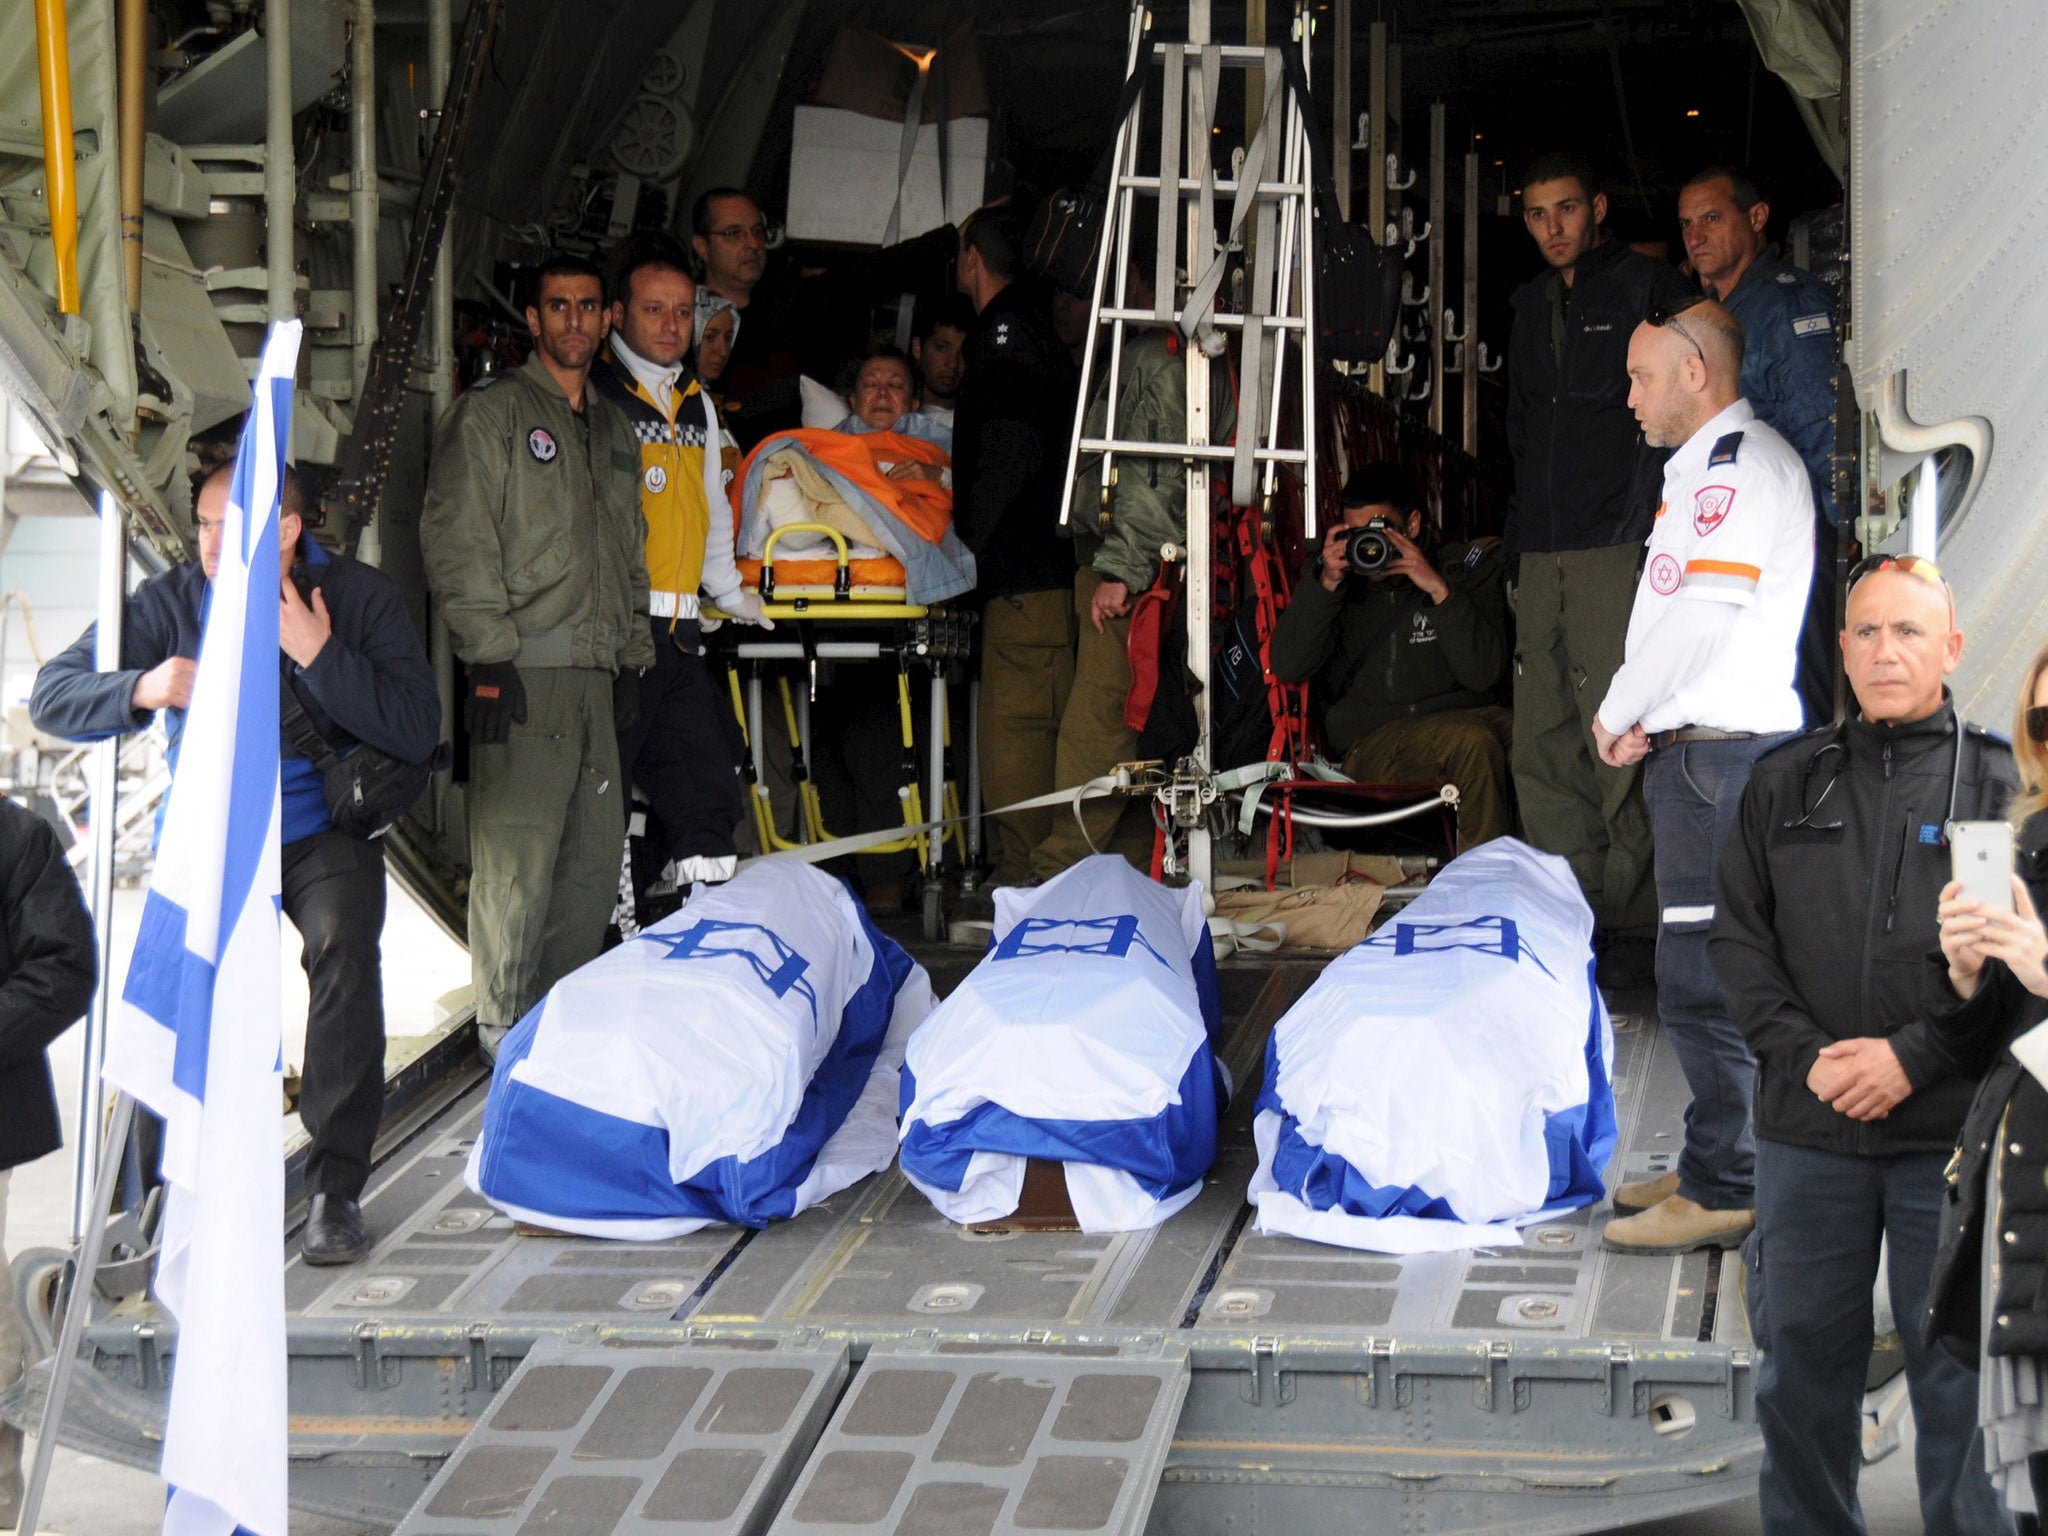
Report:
1693,484,1735,537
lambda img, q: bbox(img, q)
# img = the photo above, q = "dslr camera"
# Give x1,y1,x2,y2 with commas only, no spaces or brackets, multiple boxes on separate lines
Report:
1341,517,1398,576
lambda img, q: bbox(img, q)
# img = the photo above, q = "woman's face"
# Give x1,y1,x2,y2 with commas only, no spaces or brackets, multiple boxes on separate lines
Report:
699,309,737,382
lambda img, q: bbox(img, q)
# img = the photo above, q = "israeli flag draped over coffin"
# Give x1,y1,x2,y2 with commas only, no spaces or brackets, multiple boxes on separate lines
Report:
102,324,299,1536
1250,839,1617,1254
899,854,1227,1232
468,857,933,1239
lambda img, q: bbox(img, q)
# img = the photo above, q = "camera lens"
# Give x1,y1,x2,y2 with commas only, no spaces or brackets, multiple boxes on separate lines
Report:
1344,525,1394,575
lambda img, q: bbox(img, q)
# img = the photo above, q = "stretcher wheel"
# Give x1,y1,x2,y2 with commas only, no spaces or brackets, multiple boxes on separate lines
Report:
921,882,945,943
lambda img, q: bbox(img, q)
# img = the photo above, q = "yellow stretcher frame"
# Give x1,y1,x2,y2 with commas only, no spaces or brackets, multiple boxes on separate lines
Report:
708,522,977,933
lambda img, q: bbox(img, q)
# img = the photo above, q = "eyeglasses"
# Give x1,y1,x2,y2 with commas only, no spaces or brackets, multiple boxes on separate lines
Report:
1647,297,1708,365
709,223,767,244
2029,705,2048,744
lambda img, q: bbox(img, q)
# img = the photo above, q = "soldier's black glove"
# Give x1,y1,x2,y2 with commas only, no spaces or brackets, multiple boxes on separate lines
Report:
612,668,643,734
464,659,526,746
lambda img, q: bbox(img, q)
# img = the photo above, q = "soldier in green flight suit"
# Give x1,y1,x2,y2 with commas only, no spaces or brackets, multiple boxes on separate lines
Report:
421,252,655,1057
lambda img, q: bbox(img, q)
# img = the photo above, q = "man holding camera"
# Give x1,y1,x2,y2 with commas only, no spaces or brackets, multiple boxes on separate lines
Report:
1269,465,1510,851
32,460,440,1265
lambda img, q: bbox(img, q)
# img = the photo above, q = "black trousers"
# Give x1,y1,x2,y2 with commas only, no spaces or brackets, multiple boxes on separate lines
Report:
283,830,388,1200
619,617,744,867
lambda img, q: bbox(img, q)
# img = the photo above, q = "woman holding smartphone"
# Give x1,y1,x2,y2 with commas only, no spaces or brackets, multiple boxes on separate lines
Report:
1927,639,2048,1530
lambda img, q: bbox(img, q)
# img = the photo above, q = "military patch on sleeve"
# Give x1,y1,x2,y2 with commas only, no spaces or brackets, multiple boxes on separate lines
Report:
1708,431,1744,467
1792,313,1832,337
1464,545,1484,568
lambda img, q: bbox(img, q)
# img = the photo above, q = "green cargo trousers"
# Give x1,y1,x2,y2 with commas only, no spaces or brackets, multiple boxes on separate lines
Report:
467,666,621,1027
1032,570,1157,880
979,588,1077,887
1510,544,1656,935
1340,704,1515,853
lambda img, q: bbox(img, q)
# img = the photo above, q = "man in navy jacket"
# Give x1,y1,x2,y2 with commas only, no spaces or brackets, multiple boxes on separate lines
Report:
31,460,439,1265
0,797,95,1526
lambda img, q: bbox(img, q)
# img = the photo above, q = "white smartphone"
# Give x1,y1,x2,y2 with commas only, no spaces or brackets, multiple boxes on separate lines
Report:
1951,820,2017,914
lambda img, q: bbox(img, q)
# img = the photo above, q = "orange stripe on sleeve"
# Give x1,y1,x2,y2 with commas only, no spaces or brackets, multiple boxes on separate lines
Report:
1684,558,1762,580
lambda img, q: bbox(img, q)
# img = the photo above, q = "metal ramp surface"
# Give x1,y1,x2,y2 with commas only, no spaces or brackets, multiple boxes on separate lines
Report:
394,1337,847,1534
769,1340,1187,1535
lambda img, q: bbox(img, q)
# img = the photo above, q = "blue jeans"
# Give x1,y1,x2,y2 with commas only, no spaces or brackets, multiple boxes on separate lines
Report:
1643,731,1796,1209
1753,1138,2008,1536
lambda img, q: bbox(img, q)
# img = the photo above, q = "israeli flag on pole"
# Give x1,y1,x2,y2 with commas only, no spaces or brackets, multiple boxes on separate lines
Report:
103,323,298,1536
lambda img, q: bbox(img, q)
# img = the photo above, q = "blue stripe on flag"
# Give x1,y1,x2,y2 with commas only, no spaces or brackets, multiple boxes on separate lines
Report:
119,893,214,1101
473,896,920,1230
898,1045,1228,1203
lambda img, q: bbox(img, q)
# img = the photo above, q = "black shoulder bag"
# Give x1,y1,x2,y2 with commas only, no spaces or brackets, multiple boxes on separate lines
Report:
281,682,445,840
1278,49,1404,367
1024,58,1156,297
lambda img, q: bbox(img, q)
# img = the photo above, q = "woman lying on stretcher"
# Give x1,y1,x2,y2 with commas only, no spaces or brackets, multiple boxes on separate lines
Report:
730,346,977,606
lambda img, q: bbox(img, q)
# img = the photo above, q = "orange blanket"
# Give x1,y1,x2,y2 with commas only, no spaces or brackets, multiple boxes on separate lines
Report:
729,427,954,546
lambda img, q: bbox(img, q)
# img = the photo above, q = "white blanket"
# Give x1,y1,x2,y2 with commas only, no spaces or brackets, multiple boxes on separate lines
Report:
898,856,1228,1232
468,857,933,1238
1250,839,1617,1253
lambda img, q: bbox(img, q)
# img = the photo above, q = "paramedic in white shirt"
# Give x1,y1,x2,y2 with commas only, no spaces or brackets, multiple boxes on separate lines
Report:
1590,296,1816,1257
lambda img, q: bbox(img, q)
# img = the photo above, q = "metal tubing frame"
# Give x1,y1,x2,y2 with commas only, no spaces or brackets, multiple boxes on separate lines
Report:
1427,103,1446,440
16,1090,137,1536
425,0,456,827
1462,149,1480,455
1183,0,1213,891
349,0,379,398
118,0,146,319
925,670,946,876
71,487,125,1243
266,0,295,322
1332,0,1351,224
32,0,80,315
1056,3,1148,531
1366,20,1387,395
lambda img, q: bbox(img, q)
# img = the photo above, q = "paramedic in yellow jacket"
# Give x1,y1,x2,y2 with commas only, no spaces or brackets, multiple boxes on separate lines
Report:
594,233,771,907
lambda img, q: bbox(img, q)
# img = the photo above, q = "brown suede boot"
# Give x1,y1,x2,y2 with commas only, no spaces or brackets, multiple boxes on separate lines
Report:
1612,1169,1681,1215
1601,1195,1753,1255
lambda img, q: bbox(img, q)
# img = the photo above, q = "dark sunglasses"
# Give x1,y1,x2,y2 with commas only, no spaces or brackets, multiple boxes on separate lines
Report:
1647,296,1709,364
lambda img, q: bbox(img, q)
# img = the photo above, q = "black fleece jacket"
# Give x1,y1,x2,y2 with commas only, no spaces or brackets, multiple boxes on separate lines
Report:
1503,237,1695,554
0,798,96,1170
1712,699,2018,1156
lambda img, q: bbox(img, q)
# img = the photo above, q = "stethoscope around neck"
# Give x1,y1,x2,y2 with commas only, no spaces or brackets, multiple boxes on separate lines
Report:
1781,714,1965,842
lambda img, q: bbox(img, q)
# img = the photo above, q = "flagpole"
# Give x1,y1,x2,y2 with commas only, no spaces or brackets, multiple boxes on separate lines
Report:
15,1090,136,1536
71,484,125,1243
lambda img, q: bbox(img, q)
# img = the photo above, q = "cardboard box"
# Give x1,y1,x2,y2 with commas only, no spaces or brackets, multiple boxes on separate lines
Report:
812,22,989,123
786,105,988,247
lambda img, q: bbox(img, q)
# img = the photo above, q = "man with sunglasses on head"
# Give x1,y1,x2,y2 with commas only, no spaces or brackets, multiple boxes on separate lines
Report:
1711,555,2015,1535
1506,151,1697,990
1593,298,1814,1259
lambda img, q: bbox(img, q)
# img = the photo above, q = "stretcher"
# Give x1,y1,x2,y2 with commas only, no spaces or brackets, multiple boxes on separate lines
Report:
711,521,977,940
